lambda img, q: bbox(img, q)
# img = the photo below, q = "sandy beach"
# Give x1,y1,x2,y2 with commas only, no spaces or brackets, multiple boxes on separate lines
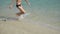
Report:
0,0,60,34
0,20,60,34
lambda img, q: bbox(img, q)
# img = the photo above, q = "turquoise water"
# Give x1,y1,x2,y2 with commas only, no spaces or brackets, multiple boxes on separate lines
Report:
0,0,60,26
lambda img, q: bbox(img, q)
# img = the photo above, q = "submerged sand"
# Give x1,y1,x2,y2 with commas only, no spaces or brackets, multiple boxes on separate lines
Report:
0,21,60,34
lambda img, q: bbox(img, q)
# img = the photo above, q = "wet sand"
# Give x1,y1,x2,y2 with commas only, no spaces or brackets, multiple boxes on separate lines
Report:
0,21,60,34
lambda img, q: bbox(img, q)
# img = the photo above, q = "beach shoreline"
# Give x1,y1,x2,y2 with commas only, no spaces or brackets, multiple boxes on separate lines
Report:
0,21,60,34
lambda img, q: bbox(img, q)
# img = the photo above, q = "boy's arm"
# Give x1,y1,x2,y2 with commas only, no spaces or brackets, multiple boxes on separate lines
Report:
25,0,31,7
10,0,15,6
9,0,15,9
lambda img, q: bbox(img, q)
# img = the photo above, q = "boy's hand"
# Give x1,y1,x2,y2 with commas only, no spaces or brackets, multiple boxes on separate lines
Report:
9,5,13,9
28,2,31,7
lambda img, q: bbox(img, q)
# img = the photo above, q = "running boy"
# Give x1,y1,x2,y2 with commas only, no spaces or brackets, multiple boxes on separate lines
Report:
9,0,30,19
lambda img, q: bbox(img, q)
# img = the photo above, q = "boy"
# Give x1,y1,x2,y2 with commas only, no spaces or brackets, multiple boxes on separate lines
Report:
9,0,30,20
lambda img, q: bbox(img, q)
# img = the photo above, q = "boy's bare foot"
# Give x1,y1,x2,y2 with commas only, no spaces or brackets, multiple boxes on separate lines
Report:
16,13,24,20
16,12,25,16
16,13,21,16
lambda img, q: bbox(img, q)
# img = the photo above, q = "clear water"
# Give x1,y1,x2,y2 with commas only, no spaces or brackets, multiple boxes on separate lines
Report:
0,0,60,27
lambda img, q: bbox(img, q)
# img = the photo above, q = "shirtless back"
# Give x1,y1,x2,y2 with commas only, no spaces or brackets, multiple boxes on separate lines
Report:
16,0,22,5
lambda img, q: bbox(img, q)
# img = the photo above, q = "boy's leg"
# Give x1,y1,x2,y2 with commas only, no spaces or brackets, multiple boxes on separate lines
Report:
16,5,26,16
